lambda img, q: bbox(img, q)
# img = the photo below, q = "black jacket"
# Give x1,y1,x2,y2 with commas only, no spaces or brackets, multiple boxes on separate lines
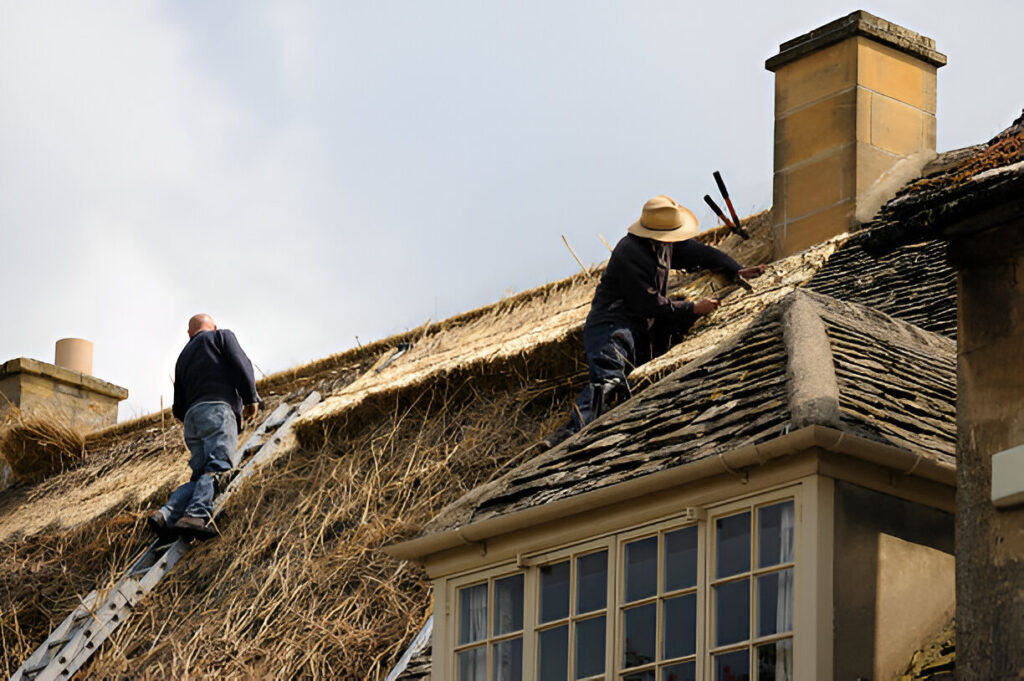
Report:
172,329,259,431
586,234,742,331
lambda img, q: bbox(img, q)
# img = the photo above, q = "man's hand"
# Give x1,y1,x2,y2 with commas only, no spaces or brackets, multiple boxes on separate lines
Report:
243,403,259,423
692,298,721,315
738,265,767,280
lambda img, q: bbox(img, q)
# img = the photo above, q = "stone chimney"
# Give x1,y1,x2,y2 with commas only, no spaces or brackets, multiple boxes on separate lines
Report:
0,340,128,432
766,11,946,257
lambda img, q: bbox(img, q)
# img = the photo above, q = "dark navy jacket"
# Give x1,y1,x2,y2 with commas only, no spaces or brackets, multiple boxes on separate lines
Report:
172,329,259,432
586,234,742,332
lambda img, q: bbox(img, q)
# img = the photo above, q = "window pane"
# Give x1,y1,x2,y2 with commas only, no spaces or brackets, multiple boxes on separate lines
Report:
664,526,698,592
574,615,606,679
757,569,794,637
458,645,486,681
576,551,608,614
716,512,751,578
714,578,750,646
540,561,570,624
492,637,523,681
494,574,524,635
623,602,656,668
713,649,750,681
758,501,794,568
662,661,696,681
459,583,488,645
757,639,793,681
663,593,696,659
537,625,568,681
624,536,658,603
623,670,655,681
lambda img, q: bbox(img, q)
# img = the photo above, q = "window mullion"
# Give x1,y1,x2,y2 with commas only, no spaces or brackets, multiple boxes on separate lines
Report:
606,539,617,679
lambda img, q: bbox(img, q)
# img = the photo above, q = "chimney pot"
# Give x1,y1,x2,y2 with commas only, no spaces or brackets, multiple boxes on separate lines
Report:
55,338,94,376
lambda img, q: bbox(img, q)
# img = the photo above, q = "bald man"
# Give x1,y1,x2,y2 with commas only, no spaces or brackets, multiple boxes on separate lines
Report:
148,314,259,540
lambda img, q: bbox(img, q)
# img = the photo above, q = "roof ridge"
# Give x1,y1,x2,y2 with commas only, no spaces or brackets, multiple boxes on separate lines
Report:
781,291,841,429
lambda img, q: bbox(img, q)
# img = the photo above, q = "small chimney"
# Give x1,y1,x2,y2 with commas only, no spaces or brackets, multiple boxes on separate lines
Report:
766,11,947,257
0,340,127,432
55,338,94,376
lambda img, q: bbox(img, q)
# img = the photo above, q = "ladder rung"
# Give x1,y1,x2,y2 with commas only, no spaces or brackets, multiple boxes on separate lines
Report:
23,661,49,676
47,636,71,649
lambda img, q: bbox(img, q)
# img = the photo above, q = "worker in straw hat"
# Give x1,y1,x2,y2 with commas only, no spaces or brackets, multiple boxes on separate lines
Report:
540,195,765,450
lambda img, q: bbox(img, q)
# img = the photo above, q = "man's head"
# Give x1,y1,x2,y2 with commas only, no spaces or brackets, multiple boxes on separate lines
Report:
187,313,217,339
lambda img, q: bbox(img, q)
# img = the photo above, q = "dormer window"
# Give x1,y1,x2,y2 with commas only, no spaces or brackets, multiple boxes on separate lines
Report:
444,487,803,680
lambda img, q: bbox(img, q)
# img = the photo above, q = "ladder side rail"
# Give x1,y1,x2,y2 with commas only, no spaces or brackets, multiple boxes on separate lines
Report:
384,614,434,681
235,402,292,465
9,592,100,681
46,535,186,681
215,391,321,514
35,578,140,681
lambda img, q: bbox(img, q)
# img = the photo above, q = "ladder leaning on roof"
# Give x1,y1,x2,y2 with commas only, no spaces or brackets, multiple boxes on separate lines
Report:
10,391,322,681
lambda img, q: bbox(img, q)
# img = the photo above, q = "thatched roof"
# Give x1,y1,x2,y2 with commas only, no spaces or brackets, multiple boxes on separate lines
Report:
0,212,776,678
5,112,1020,678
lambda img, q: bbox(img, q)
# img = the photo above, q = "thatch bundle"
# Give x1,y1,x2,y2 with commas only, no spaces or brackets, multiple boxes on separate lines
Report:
0,407,87,481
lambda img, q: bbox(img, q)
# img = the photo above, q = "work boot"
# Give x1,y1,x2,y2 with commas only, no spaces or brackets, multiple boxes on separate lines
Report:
540,424,576,451
173,515,219,542
146,512,176,542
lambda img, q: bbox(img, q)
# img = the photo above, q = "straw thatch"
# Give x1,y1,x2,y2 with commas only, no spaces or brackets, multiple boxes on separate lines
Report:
0,406,87,481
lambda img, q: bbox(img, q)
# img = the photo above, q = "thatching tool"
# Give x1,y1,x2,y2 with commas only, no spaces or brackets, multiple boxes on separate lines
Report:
703,170,750,240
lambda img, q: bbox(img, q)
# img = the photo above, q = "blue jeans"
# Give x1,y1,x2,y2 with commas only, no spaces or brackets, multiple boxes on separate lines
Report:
566,322,638,431
564,314,697,433
158,402,237,523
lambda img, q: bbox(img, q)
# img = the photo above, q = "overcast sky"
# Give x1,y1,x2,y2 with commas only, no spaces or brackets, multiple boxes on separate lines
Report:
1,1,1021,420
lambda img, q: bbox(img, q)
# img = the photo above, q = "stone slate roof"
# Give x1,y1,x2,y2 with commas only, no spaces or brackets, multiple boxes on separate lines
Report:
861,111,1024,252
805,238,956,339
427,289,955,532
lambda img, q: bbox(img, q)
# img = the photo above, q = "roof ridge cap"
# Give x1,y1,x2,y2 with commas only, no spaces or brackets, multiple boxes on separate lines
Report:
782,290,842,429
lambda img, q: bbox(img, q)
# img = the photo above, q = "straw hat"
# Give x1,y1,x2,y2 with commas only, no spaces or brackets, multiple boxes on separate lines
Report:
627,195,699,242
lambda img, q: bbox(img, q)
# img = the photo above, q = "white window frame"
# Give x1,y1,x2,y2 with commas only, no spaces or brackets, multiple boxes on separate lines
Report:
704,494,798,680
440,479,829,681
615,515,707,679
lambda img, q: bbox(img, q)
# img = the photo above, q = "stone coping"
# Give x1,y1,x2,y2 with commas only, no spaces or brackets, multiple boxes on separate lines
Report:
766,9,947,72
0,357,129,400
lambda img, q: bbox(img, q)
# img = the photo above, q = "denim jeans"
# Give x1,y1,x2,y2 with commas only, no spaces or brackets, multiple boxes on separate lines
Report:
563,313,697,435
158,401,237,523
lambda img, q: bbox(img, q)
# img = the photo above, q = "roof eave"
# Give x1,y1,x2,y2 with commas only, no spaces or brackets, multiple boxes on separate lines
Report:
384,424,955,562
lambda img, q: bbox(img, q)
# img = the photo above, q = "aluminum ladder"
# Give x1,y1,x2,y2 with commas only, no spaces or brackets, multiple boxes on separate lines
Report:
10,391,322,681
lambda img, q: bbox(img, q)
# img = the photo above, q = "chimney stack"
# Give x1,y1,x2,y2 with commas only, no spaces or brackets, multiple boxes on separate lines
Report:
766,11,946,257
0,340,127,433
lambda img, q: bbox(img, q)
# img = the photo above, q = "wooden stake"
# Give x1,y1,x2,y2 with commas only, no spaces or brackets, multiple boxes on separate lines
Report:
561,235,594,283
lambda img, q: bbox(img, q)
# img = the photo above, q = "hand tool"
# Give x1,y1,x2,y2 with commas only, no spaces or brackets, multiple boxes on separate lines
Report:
703,170,750,240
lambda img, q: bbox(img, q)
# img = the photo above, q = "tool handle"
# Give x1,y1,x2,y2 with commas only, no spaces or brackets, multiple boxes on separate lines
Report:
703,194,734,228
713,170,730,199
